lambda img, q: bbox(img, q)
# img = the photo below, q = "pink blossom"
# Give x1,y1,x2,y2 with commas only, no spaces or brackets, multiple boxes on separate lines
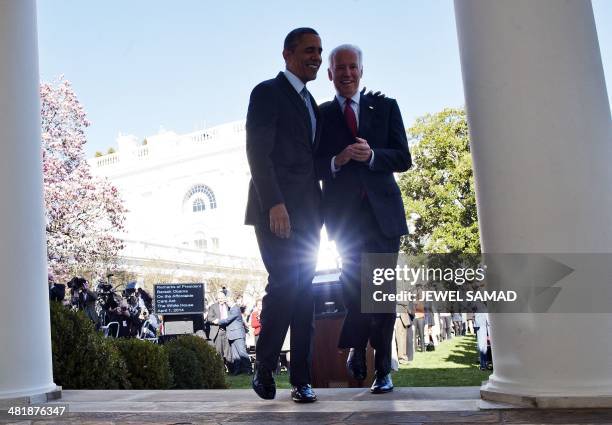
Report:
41,77,127,282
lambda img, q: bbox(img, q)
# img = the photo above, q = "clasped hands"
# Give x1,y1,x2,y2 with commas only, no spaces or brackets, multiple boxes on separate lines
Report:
334,137,372,168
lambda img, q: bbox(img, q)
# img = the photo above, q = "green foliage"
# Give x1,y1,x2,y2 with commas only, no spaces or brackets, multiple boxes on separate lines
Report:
166,344,204,388
399,108,480,254
164,335,227,389
114,338,171,389
94,151,103,157
49,301,130,389
107,147,116,154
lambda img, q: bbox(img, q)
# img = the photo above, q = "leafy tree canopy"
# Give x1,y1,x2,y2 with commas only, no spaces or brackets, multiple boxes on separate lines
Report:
399,108,480,255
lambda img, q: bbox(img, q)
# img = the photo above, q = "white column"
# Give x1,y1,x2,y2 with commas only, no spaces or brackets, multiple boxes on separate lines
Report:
0,0,58,400
454,0,612,405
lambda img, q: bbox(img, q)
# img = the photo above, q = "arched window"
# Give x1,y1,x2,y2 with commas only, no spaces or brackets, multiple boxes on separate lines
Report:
183,184,217,212
192,197,206,212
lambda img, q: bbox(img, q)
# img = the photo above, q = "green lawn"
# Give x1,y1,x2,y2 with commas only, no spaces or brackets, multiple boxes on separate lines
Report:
226,335,491,389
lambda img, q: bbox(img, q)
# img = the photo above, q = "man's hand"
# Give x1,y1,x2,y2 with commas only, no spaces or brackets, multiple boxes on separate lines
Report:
361,86,386,99
269,203,291,239
351,137,372,162
334,146,352,168
212,319,219,325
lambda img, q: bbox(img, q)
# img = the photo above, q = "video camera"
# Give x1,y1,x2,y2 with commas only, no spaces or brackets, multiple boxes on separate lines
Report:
67,276,87,291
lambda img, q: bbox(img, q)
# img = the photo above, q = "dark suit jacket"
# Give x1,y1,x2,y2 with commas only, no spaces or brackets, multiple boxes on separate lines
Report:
207,302,228,341
218,305,247,341
78,289,99,323
245,72,322,232
315,94,411,240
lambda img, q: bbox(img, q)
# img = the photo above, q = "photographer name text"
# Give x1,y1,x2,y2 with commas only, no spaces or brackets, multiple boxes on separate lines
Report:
373,290,517,302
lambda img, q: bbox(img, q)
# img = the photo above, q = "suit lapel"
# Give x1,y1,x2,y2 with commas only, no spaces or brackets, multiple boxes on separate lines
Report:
276,72,312,147
331,97,354,142
358,93,373,140
312,98,322,152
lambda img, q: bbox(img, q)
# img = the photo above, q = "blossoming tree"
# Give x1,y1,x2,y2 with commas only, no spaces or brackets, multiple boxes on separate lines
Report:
41,78,126,281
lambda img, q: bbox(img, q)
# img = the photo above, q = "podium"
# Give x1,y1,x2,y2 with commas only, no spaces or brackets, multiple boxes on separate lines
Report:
311,313,375,388
310,269,375,388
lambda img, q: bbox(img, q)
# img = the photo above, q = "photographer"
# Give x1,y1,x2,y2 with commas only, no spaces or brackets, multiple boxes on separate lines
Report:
95,279,119,327
108,301,138,338
48,273,66,304
139,309,159,339
67,277,99,326
136,287,153,313
122,282,144,336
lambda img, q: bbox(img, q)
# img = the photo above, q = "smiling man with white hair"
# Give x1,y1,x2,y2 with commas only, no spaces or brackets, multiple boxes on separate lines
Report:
315,43,412,394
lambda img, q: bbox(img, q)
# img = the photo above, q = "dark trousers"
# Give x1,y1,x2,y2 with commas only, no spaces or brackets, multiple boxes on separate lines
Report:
254,225,320,386
414,317,426,352
335,199,400,376
406,325,414,361
440,316,453,340
229,337,252,374
453,320,462,336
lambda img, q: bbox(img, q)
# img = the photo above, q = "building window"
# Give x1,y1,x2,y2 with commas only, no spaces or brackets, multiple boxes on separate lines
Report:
192,197,206,212
194,239,207,250
184,184,217,212
212,237,220,250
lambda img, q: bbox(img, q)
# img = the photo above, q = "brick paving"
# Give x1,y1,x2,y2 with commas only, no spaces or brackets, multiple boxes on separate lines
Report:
1,387,611,424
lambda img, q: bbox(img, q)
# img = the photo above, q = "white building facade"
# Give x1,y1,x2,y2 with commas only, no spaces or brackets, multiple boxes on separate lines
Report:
89,120,268,282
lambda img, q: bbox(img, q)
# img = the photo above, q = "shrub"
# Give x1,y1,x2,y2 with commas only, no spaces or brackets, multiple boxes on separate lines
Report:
166,344,204,389
114,338,171,389
49,301,130,389
164,335,226,389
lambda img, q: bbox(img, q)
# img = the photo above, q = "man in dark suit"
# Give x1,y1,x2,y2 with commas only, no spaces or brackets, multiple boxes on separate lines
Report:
315,44,411,394
245,28,323,402
213,295,252,375
206,291,232,368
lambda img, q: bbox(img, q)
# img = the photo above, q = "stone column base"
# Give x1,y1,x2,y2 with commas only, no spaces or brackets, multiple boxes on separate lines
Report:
481,384,612,409
0,386,62,409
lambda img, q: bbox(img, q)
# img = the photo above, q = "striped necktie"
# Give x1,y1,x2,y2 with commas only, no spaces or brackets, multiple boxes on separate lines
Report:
301,87,316,143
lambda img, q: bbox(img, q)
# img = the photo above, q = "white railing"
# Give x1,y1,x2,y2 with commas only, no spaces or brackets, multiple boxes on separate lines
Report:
92,120,247,169
136,145,149,159
95,153,120,167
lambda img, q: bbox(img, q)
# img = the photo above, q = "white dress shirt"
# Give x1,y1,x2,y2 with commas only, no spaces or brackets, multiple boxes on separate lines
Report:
331,91,375,174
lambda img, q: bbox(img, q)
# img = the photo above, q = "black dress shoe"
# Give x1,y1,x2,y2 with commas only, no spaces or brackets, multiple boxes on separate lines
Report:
370,372,394,394
252,365,276,400
346,348,367,381
291,384,317,403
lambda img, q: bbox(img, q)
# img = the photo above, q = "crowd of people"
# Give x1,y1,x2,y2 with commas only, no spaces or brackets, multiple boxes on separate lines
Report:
49,272,492,381
48,274,160,340
394,305,492,371
201,288,493,377
203,290,263,376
